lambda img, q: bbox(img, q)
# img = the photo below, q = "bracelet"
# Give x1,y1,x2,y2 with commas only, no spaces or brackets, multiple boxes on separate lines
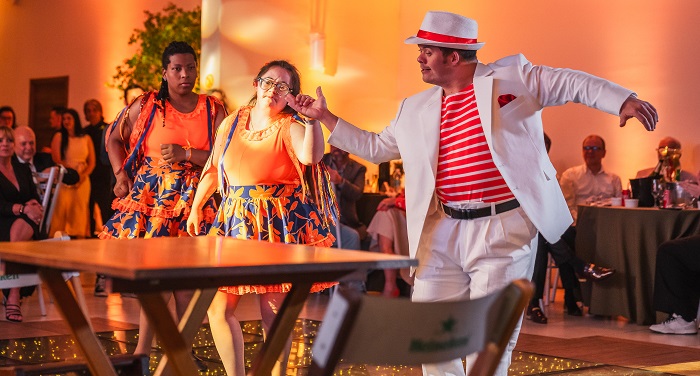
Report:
298,114,315,122
185,149,192,161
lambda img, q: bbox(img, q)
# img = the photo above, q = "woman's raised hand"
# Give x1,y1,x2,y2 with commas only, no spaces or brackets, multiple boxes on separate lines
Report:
285,87,327,120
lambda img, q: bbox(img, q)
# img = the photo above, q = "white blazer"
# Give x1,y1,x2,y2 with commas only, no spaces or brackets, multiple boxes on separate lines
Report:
329,54,633,259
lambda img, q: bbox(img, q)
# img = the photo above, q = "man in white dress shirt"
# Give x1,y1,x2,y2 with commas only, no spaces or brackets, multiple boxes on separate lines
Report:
560,135,622,223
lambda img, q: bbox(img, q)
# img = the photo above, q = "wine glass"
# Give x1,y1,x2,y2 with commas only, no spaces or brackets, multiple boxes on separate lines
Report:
651,179,664,207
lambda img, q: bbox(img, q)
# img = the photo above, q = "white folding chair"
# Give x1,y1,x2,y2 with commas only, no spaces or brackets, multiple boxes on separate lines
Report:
543,254,560,306
37,165,65,236
0,232,87,318
310,279,533,376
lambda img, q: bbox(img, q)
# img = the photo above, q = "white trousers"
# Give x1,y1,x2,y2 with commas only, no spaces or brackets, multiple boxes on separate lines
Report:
412,206,537,376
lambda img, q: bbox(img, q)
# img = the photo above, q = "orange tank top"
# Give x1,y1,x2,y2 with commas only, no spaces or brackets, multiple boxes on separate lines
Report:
143,95,212,158
222,108,298,186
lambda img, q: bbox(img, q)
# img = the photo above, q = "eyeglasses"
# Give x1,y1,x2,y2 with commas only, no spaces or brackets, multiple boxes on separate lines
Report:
582,146,603,151
257,77,290,95
657,147,681,153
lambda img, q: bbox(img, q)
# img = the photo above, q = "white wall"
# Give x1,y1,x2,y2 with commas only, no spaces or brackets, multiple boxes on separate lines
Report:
3,0,699,184
0,0,200,126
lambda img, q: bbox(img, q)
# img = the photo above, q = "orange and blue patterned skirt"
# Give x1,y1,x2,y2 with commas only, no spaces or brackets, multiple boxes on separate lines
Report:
100,156,217,239
211,184,337,295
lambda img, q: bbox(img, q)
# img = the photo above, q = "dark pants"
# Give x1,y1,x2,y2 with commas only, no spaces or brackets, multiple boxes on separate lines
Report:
653,235,700,322
530,226,584,306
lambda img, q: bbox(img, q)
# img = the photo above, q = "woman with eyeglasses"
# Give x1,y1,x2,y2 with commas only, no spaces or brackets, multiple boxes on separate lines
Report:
187,60,337,375
100,41,226,364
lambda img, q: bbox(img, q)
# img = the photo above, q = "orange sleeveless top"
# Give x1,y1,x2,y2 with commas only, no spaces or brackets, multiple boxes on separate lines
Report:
142,94,212,158
222,107,298,186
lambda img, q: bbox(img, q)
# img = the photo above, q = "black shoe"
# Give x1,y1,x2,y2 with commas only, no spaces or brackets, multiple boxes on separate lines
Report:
526,305,548,324
564,293,583,316
579,263,615,281
94,275,108,297
565,304,583,316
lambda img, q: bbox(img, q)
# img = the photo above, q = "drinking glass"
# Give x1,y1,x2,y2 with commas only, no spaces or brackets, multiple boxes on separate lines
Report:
651,179,664,207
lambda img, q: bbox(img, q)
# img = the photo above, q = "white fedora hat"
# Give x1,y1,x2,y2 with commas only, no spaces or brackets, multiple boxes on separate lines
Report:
405,11,484,51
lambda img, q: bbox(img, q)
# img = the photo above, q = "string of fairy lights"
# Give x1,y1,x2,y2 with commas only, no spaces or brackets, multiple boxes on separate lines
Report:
1,319,591,375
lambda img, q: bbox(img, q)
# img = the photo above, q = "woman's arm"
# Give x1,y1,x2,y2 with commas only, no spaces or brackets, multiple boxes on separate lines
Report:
50,132,63,165
186,110,231,236
82,137,96,181
289,119,325,165
107,101,140,198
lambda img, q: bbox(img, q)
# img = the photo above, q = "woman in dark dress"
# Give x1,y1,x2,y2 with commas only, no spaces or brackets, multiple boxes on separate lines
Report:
0,126,43,322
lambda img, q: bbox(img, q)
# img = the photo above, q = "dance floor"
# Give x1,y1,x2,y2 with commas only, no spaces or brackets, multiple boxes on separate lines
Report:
1,276,699,375
1,319,695,375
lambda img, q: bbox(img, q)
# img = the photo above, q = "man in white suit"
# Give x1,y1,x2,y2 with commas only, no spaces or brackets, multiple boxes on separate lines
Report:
287,11,658,376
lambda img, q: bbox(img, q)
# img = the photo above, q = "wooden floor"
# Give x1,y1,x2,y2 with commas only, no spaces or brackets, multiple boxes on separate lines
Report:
2,272,700,375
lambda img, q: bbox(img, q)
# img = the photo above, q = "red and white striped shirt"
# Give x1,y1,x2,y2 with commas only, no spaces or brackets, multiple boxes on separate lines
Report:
435,85,515,204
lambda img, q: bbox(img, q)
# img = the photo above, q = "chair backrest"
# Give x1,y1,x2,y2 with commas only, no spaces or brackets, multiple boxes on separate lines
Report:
0,232,81,318
309,279,533,376
37,166,64,235
0,233,71,277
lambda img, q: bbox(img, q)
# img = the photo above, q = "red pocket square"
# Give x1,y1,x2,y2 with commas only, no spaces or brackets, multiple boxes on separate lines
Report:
498,94,517,108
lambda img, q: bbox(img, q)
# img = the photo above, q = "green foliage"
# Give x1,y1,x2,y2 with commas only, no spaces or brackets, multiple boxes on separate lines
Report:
110,3,201,94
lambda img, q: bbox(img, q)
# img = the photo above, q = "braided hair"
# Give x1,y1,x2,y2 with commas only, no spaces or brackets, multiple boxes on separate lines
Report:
158,41,197,126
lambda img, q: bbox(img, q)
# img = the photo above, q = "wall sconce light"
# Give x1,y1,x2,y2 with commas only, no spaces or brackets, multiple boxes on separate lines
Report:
310,32,325,72
310,0,326,73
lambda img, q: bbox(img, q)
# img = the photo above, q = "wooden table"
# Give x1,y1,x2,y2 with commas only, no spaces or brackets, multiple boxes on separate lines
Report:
0,236,417,375
576,205,700,324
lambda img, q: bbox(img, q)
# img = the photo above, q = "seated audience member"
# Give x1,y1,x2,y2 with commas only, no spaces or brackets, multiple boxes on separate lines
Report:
545,135,618,315
13,126,79,187
322,145,368,245
367,192,413,298
650,180,700,334
0,126,43,322
636,137,697,183
0,106,17,128
560,135,622,221
649,234,700,334
527,133,615,323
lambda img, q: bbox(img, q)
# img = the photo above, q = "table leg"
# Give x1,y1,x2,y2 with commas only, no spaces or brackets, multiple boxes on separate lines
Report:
38,269,118,376
248,281,313,376
138,291,201,375
152,288,217,376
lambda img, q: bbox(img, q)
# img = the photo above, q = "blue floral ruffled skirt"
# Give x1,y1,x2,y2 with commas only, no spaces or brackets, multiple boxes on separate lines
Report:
100,157,217,239
211,184,336,294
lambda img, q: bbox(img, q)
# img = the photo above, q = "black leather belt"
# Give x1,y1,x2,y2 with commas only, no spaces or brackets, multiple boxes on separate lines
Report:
440,199,520,220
